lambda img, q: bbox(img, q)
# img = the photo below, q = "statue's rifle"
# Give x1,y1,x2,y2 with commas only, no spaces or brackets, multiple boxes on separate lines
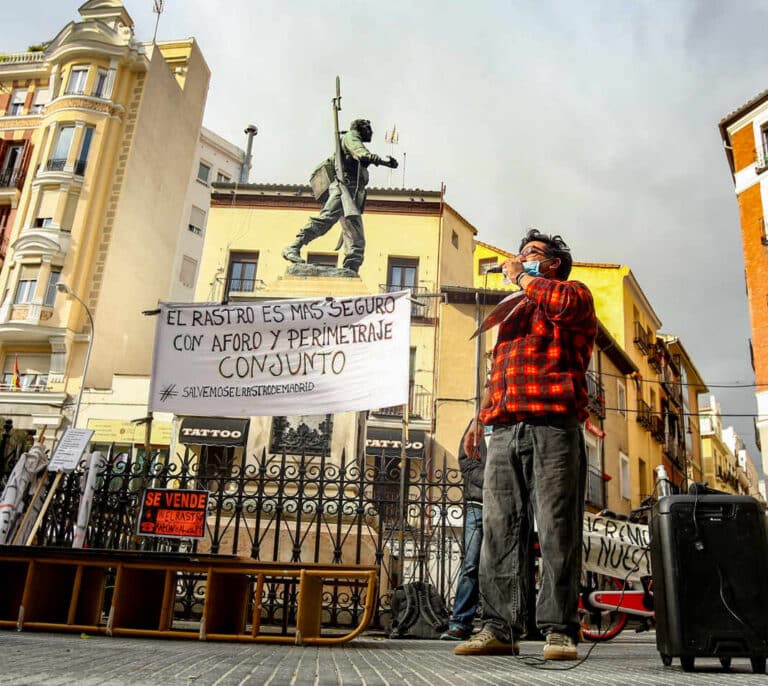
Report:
333,76,361,218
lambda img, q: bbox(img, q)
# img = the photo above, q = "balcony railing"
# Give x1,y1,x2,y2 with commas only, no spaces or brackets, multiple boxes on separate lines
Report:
647,343,662,373
46,158,67,172
650,415,665,444
372,385,431,420
633,321,649,355
0,167,25,190
379,284,436,320
661,378,683,407
636,399,652,429
585,369,605,419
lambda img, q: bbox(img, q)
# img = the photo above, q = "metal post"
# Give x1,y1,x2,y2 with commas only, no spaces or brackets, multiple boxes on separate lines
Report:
240,125,258,183
396,403,410,586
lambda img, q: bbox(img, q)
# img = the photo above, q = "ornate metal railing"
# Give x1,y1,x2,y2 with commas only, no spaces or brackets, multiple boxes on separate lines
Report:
1,438,466,632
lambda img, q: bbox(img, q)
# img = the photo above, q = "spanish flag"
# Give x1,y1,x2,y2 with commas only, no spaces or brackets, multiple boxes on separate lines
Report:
11,355,20,391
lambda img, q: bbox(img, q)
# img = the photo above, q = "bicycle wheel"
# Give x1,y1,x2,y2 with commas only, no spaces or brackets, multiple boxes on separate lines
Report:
579,572,629,642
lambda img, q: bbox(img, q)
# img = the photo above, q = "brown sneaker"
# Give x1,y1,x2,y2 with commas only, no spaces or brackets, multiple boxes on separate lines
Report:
454,628,519,656
542,632,578,660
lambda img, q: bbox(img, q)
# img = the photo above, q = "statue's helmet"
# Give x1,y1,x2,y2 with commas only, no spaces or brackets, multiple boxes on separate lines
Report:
350,119,372,132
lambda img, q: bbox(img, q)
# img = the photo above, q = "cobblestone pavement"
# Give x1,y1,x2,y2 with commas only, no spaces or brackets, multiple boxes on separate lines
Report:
0,631,765,686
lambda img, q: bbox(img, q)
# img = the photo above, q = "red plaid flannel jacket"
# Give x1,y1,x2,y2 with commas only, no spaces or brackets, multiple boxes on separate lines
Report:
479,276,597,425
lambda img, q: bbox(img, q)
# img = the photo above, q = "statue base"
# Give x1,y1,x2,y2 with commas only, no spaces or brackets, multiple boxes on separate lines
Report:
285,263,358,279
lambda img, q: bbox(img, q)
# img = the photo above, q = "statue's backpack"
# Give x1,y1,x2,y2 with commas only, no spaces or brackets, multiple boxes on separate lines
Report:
309,157,336,202
389,581,450,639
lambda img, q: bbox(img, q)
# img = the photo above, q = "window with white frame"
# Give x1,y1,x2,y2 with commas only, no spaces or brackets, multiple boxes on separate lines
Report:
180,256,197,288
93,69,109,98
14,265,38,304
216,171,231,183
8,89,27,115
619,452,631,500
44,269,61,306
65,67,89,95
2,353,49,391
617,379,626,417
31,88,49,114
188,205,206,235
197,161,211,184
49,125,74,170
75,126,95,175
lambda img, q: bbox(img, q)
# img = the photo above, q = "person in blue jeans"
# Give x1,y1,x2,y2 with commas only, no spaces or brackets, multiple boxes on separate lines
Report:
441,421,488,640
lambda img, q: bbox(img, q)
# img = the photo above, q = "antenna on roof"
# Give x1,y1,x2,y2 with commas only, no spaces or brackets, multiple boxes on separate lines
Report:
152,1,165,44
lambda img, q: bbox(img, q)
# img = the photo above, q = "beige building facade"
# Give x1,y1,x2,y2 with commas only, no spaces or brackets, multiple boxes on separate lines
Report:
0,1,210,444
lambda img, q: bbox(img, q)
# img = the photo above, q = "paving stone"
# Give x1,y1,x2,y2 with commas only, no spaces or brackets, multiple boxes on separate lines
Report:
0,631,765,686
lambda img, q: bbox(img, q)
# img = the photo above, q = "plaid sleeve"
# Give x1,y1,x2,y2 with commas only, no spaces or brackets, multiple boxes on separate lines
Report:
523,278,596,331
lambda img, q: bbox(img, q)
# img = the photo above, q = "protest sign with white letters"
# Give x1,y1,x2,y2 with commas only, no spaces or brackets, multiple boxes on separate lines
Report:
148,292,411,417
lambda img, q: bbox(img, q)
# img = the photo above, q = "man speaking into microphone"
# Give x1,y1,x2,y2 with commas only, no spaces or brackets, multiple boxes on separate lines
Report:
454,229,597,661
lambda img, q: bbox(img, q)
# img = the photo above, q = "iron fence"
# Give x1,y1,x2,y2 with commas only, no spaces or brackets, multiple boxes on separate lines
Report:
0,436,467,632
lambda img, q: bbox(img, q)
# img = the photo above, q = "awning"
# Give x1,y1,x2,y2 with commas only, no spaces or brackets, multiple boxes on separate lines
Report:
179,417,249,447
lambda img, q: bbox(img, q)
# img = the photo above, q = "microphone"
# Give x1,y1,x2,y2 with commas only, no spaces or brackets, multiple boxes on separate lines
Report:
485,265,505,274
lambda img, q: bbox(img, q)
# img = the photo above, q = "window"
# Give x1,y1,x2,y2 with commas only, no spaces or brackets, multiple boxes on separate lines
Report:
33,217,54,228
75,126,95,175
65,67,88,95
226,252,259,292
8,89,27,116
761,126,768,167
179,256,197,288
93,69,108,98
31,88,49,114
14,265,38,304
638,458,648,498
270,414,333,455
307,253,337,268
197,161,211,184
48,125,74,171
386,257,417,291
44,269,60,306
188,205,205,235
478,257,498,275
2,354,49,391
216,172,231,183
1,143,24,177
451,230,459,248
619,452,630,500
616,380,626,417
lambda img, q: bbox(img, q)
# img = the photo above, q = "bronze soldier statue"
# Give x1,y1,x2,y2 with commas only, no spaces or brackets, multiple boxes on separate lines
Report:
282,82,397,275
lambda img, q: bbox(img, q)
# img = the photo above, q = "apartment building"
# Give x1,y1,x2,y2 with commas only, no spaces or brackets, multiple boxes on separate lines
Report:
719,90,768,478
0,0,209,443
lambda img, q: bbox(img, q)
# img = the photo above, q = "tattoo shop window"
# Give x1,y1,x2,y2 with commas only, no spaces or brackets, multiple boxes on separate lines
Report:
478,257,498,275
307,253,338,268
270,414,333,455
226,252,259,293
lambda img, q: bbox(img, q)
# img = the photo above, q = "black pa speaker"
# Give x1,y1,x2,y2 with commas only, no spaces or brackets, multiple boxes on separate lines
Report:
651,494,768,673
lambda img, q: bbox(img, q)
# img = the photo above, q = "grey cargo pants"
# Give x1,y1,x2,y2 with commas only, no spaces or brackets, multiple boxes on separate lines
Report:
479,415,586,642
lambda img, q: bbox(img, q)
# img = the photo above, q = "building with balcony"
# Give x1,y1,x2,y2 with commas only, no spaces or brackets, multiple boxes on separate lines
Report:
0,1,210,441
719,91,768,479
700,395,740,494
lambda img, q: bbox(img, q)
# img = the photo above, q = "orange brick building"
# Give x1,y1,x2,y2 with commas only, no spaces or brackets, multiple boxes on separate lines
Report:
719,91,768,478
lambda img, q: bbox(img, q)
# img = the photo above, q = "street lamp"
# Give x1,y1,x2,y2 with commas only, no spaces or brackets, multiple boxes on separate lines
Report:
57,283,94,427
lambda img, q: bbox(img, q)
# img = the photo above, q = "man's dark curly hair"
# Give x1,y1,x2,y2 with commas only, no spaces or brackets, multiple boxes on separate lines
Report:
519,228,572,279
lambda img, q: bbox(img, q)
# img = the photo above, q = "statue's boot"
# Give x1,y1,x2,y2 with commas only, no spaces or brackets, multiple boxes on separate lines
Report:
282,237,306,263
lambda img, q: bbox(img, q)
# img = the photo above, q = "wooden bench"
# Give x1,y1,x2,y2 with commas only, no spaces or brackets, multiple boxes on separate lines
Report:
0,546,377,645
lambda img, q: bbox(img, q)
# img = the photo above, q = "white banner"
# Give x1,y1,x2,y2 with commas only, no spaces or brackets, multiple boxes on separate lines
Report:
148,292,411,417
582,512,651,582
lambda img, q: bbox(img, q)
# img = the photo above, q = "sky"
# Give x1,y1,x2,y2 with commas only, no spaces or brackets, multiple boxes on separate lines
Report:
3,1,767,475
